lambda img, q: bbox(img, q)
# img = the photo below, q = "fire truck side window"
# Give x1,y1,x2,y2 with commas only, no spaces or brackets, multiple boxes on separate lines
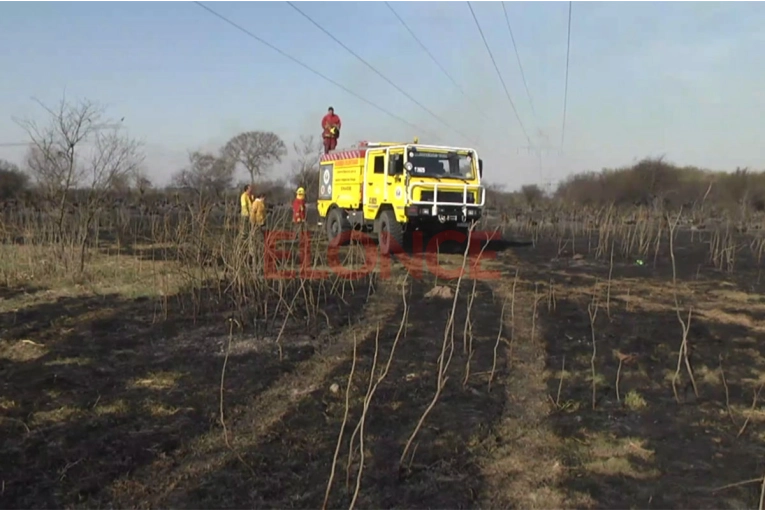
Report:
389,154,403,175
373,155,385,174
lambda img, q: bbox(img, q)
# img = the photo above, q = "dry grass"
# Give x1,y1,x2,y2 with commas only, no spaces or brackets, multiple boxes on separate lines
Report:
2,203,765,508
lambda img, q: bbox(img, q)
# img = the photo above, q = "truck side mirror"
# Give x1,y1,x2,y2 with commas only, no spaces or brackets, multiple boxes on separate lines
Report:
478,159,483,178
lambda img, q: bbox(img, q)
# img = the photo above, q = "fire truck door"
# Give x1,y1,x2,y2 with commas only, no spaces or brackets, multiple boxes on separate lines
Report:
363,148,387,220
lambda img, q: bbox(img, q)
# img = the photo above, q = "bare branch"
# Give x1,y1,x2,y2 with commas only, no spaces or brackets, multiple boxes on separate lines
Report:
14,95,135,198
222,131,288,183
171,150,235,197
289,134,323,199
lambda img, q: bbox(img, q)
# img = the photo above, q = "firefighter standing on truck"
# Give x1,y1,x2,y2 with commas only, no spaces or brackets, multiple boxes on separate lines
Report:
292,187,307,228
321,106,341,154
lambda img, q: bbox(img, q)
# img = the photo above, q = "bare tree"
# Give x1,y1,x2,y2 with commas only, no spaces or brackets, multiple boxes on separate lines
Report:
171,150,235,199
14,95,144,270
521,184,544,208
134,172,153,195
484,182,509,214
222,131,287,183
289,134,322,200
110,172,132,195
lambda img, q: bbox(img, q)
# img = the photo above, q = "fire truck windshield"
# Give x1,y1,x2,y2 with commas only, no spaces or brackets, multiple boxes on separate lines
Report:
406,151,474,179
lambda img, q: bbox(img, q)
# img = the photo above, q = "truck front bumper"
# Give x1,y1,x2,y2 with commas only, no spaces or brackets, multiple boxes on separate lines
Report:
405,204,482,224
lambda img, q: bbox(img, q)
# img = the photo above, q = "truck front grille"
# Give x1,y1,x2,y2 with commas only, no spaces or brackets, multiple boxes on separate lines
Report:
419,191,474,204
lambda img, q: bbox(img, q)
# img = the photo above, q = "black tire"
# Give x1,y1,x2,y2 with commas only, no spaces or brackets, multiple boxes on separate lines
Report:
378,209,405,255
326,208,351,246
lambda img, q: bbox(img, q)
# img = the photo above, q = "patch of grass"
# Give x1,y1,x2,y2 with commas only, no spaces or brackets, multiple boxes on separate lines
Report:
0,339,48,361
623,390,647,411
93,399,129,416
0,244,185,313
30,406,86,426
128,371,184,391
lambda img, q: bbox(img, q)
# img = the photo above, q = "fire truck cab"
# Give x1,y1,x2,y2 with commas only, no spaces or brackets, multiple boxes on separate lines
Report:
316,139,486,254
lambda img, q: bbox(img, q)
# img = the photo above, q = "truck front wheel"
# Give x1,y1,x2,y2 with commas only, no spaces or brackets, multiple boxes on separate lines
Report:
327,208,351,246
379,209,404,255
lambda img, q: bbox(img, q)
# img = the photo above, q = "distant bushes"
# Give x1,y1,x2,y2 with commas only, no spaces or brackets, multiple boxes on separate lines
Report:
0,161,30,201
3,156,764,219
554,157,765,214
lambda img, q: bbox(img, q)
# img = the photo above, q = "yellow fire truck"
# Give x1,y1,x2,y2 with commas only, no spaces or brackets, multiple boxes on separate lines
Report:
316,140,486,254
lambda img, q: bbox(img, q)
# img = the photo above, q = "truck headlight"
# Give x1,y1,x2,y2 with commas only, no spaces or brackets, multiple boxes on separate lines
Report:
404,162,413,172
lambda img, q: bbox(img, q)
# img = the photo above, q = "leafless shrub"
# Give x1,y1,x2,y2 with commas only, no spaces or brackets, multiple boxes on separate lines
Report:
399,225,475,470
290,135,323,200
171,151,235,203
14,95,144,272
667,208,699,402
588,295,599,410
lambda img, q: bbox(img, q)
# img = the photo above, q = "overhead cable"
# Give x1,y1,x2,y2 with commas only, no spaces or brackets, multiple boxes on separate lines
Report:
286,1,479,145
386,1,493,124
501,1,538,125
467,1,532,147
194,1,437,139
560,0,572,148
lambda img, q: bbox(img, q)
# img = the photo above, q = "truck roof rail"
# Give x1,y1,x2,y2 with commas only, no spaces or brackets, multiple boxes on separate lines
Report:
357,138,420,148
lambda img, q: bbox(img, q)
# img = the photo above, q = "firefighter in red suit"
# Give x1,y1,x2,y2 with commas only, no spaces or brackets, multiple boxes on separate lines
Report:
292,187,307,228
321,106,341,154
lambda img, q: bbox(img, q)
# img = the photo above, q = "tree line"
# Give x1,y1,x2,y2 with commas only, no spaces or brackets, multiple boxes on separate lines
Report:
480,157,765,221
0,96,324,209
3,96,764,219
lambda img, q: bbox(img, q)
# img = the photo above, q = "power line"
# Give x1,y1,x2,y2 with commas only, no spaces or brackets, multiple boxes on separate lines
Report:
286,1,478,146
517,146,562,157
518,144,561,187
501,2,537,125
467,1,532,147
385,1,492,124
193,1,437,140
560,0,572,148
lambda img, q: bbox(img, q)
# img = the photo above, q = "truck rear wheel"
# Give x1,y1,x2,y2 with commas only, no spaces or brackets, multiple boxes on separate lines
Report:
379,209,404,255
326,208,351,246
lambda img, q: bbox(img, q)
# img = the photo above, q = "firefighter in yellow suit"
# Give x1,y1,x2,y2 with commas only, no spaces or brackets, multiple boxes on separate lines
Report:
249,192,266,231
249,192,267,262
239,184,253,238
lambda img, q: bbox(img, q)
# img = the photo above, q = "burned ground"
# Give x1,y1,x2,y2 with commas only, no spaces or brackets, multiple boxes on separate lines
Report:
0,273,373,508
2,219,765,509
516,230,765,509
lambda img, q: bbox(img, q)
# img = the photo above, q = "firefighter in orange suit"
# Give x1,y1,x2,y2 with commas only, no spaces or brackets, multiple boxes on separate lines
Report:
321,106,341,154
292,187,307,226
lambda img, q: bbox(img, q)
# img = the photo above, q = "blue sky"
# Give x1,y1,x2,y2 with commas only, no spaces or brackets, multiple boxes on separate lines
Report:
1,1,763,190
